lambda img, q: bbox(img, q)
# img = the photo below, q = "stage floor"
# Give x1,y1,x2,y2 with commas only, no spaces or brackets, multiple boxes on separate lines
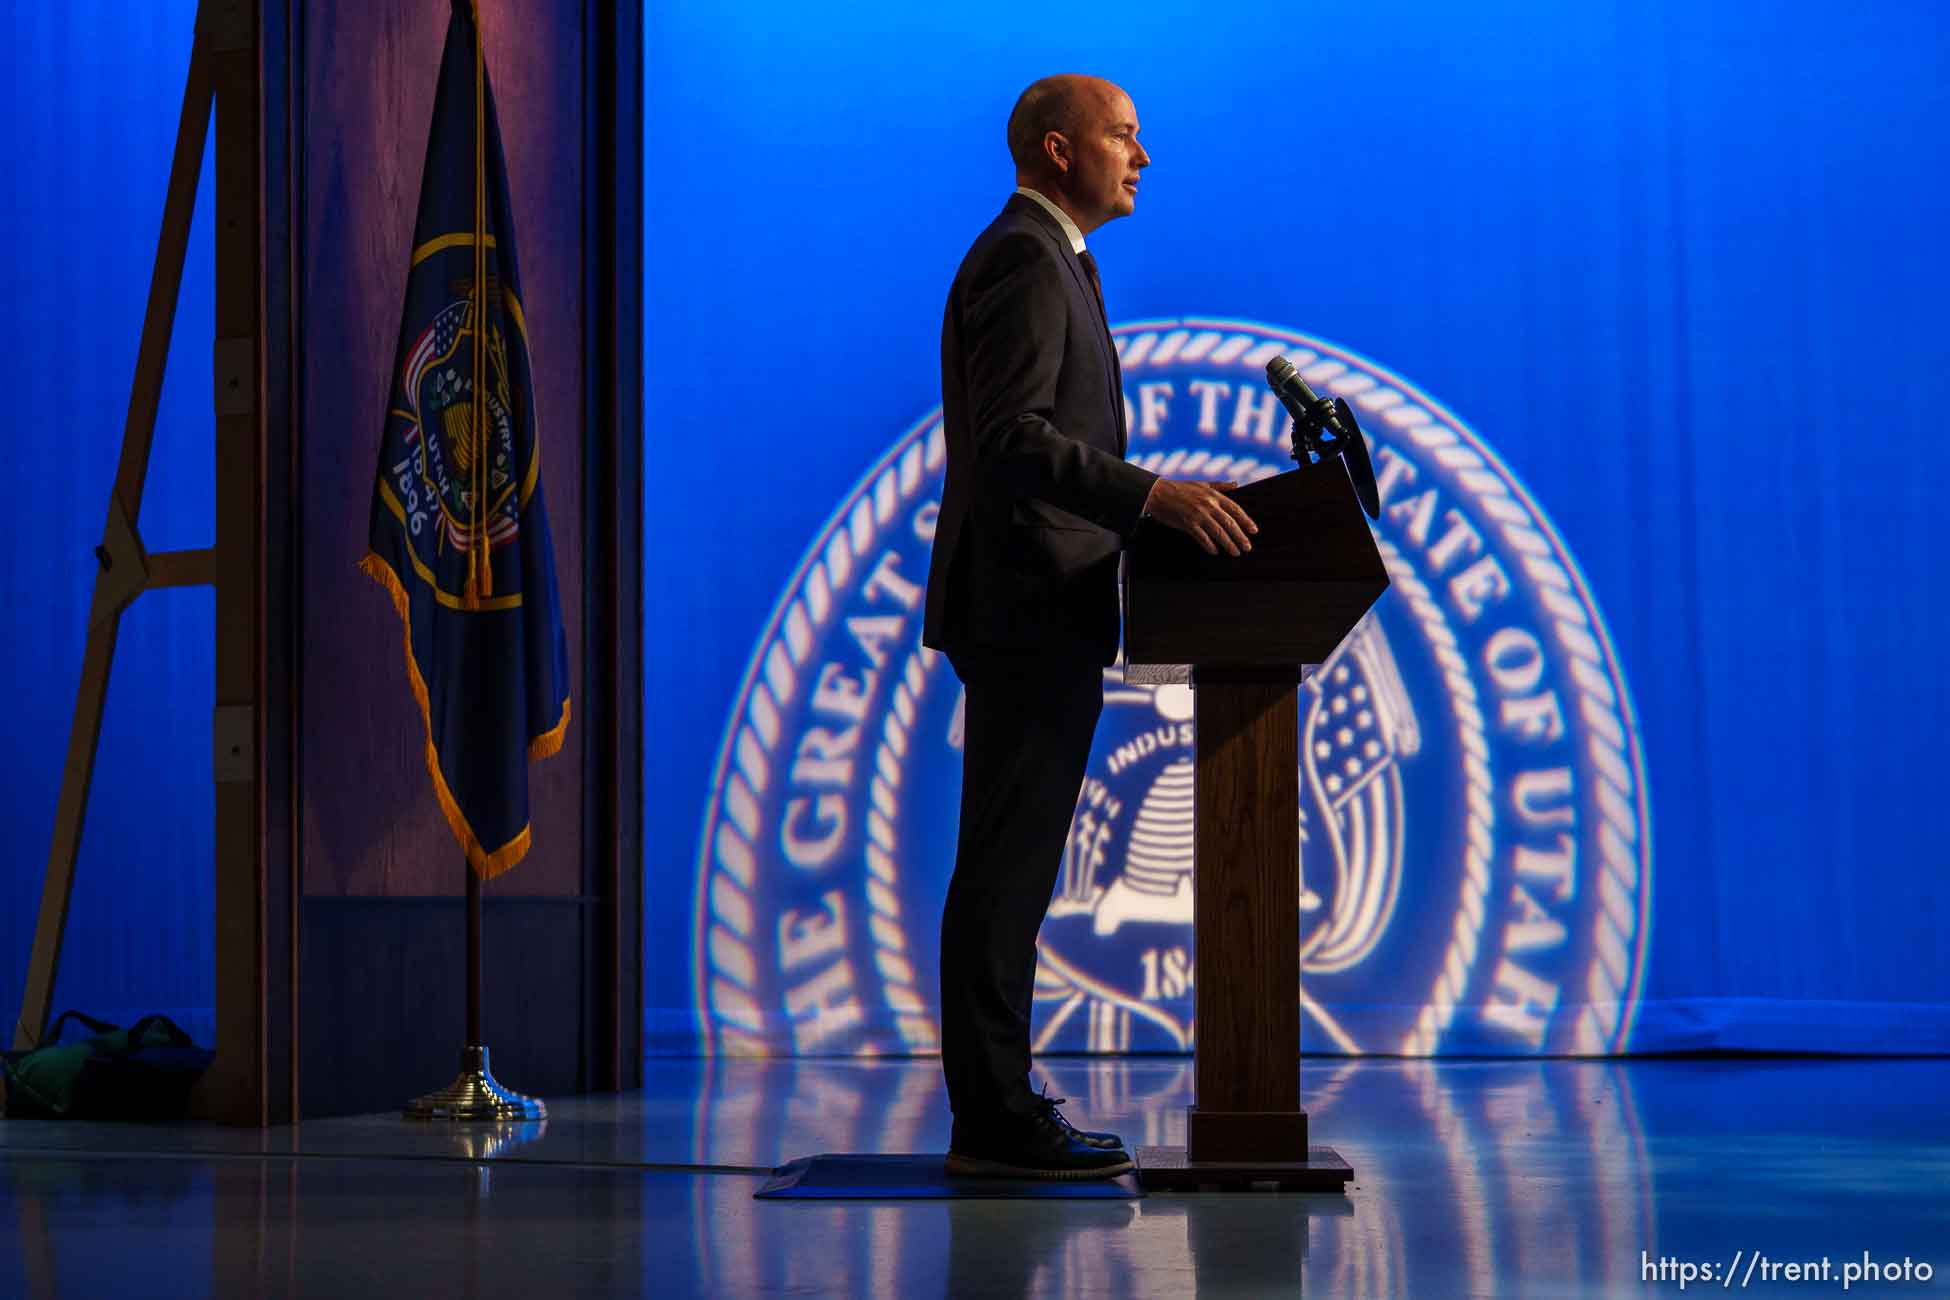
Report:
2,1055,1946,1296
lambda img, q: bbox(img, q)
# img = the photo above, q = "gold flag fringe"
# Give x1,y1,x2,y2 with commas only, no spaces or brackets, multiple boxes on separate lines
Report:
359,550,570,880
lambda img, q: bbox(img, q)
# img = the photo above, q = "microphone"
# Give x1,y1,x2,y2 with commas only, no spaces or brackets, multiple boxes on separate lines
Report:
1264,356,1382,520
1265,355,1348,438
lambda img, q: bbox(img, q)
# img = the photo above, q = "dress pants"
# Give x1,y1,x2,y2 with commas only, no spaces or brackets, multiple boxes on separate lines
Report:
940,652,1104,1120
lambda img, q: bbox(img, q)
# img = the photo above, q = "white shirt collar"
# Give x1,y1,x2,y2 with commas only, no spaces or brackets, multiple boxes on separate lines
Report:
1014,186,1086,254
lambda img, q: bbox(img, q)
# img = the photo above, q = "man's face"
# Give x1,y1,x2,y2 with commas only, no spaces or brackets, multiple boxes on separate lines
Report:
1055,83,1150,231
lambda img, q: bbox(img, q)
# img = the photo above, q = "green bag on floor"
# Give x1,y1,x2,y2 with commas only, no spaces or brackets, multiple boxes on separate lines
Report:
2,1011,213,1120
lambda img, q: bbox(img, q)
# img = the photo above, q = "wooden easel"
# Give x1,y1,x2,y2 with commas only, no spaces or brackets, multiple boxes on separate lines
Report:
12,0,271,1126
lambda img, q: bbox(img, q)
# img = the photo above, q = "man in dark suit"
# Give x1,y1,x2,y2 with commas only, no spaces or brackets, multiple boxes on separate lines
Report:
924,74,1257,1179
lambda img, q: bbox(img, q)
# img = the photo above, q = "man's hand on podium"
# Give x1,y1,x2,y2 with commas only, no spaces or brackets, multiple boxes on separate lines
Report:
1141,479,1258,556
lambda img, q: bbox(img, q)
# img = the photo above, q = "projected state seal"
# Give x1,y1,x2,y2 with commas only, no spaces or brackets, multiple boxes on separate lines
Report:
696,319,1652,1058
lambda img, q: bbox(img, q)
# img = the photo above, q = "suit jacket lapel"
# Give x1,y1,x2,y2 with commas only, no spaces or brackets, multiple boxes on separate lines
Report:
1006,196,1128,457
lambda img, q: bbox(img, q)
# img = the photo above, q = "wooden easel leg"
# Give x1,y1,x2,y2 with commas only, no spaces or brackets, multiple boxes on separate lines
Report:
14,626,126,1052
11,32,214,1054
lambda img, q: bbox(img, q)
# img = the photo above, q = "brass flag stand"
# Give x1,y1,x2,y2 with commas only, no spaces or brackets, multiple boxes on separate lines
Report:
403,860,543,1121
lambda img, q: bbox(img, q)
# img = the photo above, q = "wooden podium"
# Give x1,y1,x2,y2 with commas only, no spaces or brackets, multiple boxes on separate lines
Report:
1122,454,1388,1191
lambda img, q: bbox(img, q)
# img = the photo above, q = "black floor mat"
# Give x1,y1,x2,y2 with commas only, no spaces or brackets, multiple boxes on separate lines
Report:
754,1152,1144,1199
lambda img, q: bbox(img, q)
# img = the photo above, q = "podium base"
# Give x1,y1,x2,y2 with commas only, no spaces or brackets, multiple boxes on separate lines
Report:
402,1045,546,1122
1135,1144,1353,1193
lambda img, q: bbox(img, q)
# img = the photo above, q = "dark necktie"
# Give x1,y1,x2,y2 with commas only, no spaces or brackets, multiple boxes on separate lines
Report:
1076,249,1127,450
1078,248,1106,315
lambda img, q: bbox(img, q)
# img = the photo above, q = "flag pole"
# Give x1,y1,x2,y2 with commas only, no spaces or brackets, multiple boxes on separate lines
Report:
402,853,541,1122
401,0,542,1123
467,855,482,1046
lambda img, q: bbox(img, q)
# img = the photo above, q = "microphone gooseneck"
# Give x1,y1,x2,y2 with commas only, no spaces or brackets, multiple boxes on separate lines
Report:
1264,355,1383,520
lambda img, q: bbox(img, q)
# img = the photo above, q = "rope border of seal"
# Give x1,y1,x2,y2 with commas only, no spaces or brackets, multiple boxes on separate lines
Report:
695,319,1651,1057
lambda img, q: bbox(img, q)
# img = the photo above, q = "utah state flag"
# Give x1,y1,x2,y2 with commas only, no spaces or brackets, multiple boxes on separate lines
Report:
360,0,570,878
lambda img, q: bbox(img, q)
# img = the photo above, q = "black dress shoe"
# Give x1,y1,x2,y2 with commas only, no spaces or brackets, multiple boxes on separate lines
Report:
946,1100,1134,1181
1028,1085,1124,1150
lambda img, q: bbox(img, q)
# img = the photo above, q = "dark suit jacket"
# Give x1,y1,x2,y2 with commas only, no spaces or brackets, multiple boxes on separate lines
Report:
922,194,1158,664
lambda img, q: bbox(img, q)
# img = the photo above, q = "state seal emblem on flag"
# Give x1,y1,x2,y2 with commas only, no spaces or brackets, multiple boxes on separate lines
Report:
360,1,570,880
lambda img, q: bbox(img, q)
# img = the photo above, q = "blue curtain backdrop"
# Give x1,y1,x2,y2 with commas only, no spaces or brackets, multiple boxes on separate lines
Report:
0,4,217,1043
646,1,1950,1056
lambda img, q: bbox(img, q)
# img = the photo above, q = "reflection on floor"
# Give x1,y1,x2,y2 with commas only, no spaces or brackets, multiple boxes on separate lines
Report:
2,1056,1948,1297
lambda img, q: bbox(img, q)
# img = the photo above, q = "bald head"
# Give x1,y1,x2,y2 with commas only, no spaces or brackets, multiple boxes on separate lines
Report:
1008,75,1119,177
1008,76,1082,175
1004,74,1150,234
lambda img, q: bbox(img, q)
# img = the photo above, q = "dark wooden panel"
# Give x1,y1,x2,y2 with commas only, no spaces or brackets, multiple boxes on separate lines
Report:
289,0,639,1113
585,0,645,1088
201,0,267,1126
299,897,591,1118
262,0,307,1129
298,0,584,899
298,0,447,899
